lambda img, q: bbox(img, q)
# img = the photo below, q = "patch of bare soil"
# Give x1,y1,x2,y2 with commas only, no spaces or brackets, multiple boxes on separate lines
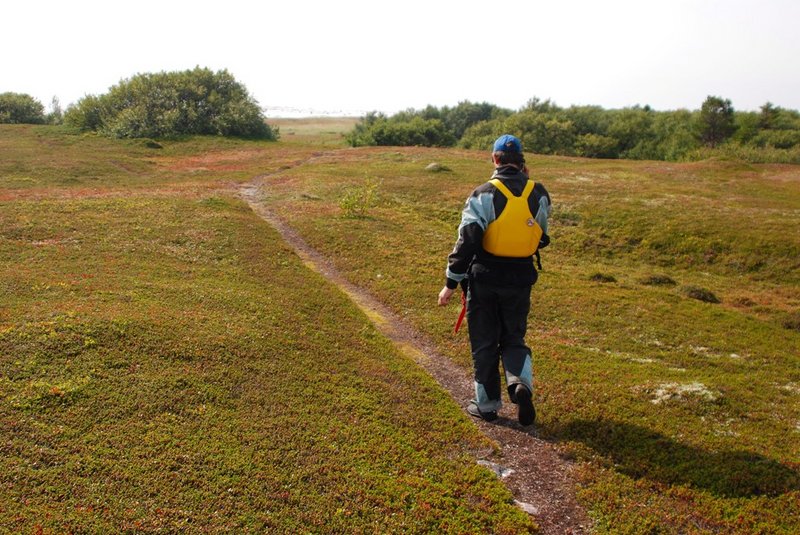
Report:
239,161,591,534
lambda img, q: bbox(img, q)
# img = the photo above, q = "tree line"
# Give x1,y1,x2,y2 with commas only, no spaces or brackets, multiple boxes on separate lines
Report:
0,93,63,125
346,97,800,163
1,68,277,140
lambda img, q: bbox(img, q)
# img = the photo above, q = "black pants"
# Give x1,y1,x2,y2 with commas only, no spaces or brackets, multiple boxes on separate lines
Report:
466,281,533,412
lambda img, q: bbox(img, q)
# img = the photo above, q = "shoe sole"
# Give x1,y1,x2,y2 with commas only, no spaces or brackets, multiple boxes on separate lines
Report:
516,388,535,426
467,403,498,422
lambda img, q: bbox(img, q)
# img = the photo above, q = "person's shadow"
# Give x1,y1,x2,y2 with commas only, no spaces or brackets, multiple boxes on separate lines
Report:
532,418,800,498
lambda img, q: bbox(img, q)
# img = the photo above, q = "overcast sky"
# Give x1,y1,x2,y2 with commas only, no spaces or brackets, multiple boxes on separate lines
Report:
3,0,799,116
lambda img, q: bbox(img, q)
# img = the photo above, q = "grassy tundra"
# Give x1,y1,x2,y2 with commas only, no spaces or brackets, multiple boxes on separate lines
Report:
1,120,799,533
0,124,535,533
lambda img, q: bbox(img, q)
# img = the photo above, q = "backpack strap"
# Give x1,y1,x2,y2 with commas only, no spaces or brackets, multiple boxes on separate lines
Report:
489,178,535,199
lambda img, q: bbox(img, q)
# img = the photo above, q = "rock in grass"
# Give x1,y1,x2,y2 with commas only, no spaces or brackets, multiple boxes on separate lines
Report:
515,500,540,516
589,272,617,283
478,460,514,479
144,139,163,149
425,162,450,172
681,285,720,304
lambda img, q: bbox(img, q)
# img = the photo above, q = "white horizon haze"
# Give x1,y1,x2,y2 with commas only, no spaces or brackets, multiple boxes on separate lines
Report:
3,0,799,117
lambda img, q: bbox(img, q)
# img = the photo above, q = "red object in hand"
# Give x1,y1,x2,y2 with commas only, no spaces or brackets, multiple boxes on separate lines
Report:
454,292,467,333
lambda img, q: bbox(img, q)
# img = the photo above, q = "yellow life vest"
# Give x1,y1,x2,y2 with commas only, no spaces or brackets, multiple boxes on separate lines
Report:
482,179,543,258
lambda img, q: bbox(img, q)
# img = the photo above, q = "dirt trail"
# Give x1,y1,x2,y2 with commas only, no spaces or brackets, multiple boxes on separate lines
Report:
240,164,591,534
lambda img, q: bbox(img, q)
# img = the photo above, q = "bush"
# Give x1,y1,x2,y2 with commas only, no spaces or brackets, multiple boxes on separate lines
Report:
608,107,655,156
64,67,278,140
349,97,800,163
576,133,618,158
751,129,800,149
511,112,576,155
589,272,617,283
0,92,46,124
681,286,720,304
347,114,455,147
339,177,381,218
441,101,511,139
696,96,735,148
459,119,505,151
64,94,104,131
347,102,510,149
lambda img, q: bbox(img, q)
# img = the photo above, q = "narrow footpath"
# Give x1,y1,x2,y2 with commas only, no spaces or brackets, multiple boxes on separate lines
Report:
239,167,591,534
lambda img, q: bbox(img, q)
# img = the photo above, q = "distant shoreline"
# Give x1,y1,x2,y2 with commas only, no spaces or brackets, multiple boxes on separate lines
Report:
263,106,367,119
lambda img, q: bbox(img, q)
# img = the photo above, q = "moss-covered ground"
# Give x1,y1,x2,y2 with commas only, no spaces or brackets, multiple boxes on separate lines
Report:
3,119,798,532
260,130,800,533
0,124,537,533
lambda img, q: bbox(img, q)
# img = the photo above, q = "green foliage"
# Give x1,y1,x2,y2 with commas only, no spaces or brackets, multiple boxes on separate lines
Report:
461,101,704,160
344,111,381,146
352,96,800,164
441,100,512,139
347,113,454,147
346,101,509,148
63,94,104,131
458,119,504,151
0,92,46,124
64,67,278,140
575,133,618,158
758,102,800,130
732,111,760,144
562,105,613,137
46,96,63,125
608,106,655,156
373,117,455,147
751,128,800,149
339,177,381,217
696,95,736,148
510,111,576,155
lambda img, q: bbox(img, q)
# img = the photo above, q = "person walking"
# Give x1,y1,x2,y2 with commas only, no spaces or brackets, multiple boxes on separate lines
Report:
438,134,551,425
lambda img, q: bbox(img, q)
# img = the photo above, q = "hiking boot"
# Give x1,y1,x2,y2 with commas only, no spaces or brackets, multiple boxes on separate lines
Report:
466,401,498,422
515,384,535,426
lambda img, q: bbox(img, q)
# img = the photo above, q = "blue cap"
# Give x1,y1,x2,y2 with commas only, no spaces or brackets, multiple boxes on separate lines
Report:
493,134,522,153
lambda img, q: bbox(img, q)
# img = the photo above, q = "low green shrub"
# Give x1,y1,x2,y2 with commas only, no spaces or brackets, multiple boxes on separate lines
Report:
339,177,381,218
681,285,720,303
589,272,617,283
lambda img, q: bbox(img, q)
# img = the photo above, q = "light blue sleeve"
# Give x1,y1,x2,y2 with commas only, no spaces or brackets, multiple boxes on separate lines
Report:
459,191,495,232
535,196,551,235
